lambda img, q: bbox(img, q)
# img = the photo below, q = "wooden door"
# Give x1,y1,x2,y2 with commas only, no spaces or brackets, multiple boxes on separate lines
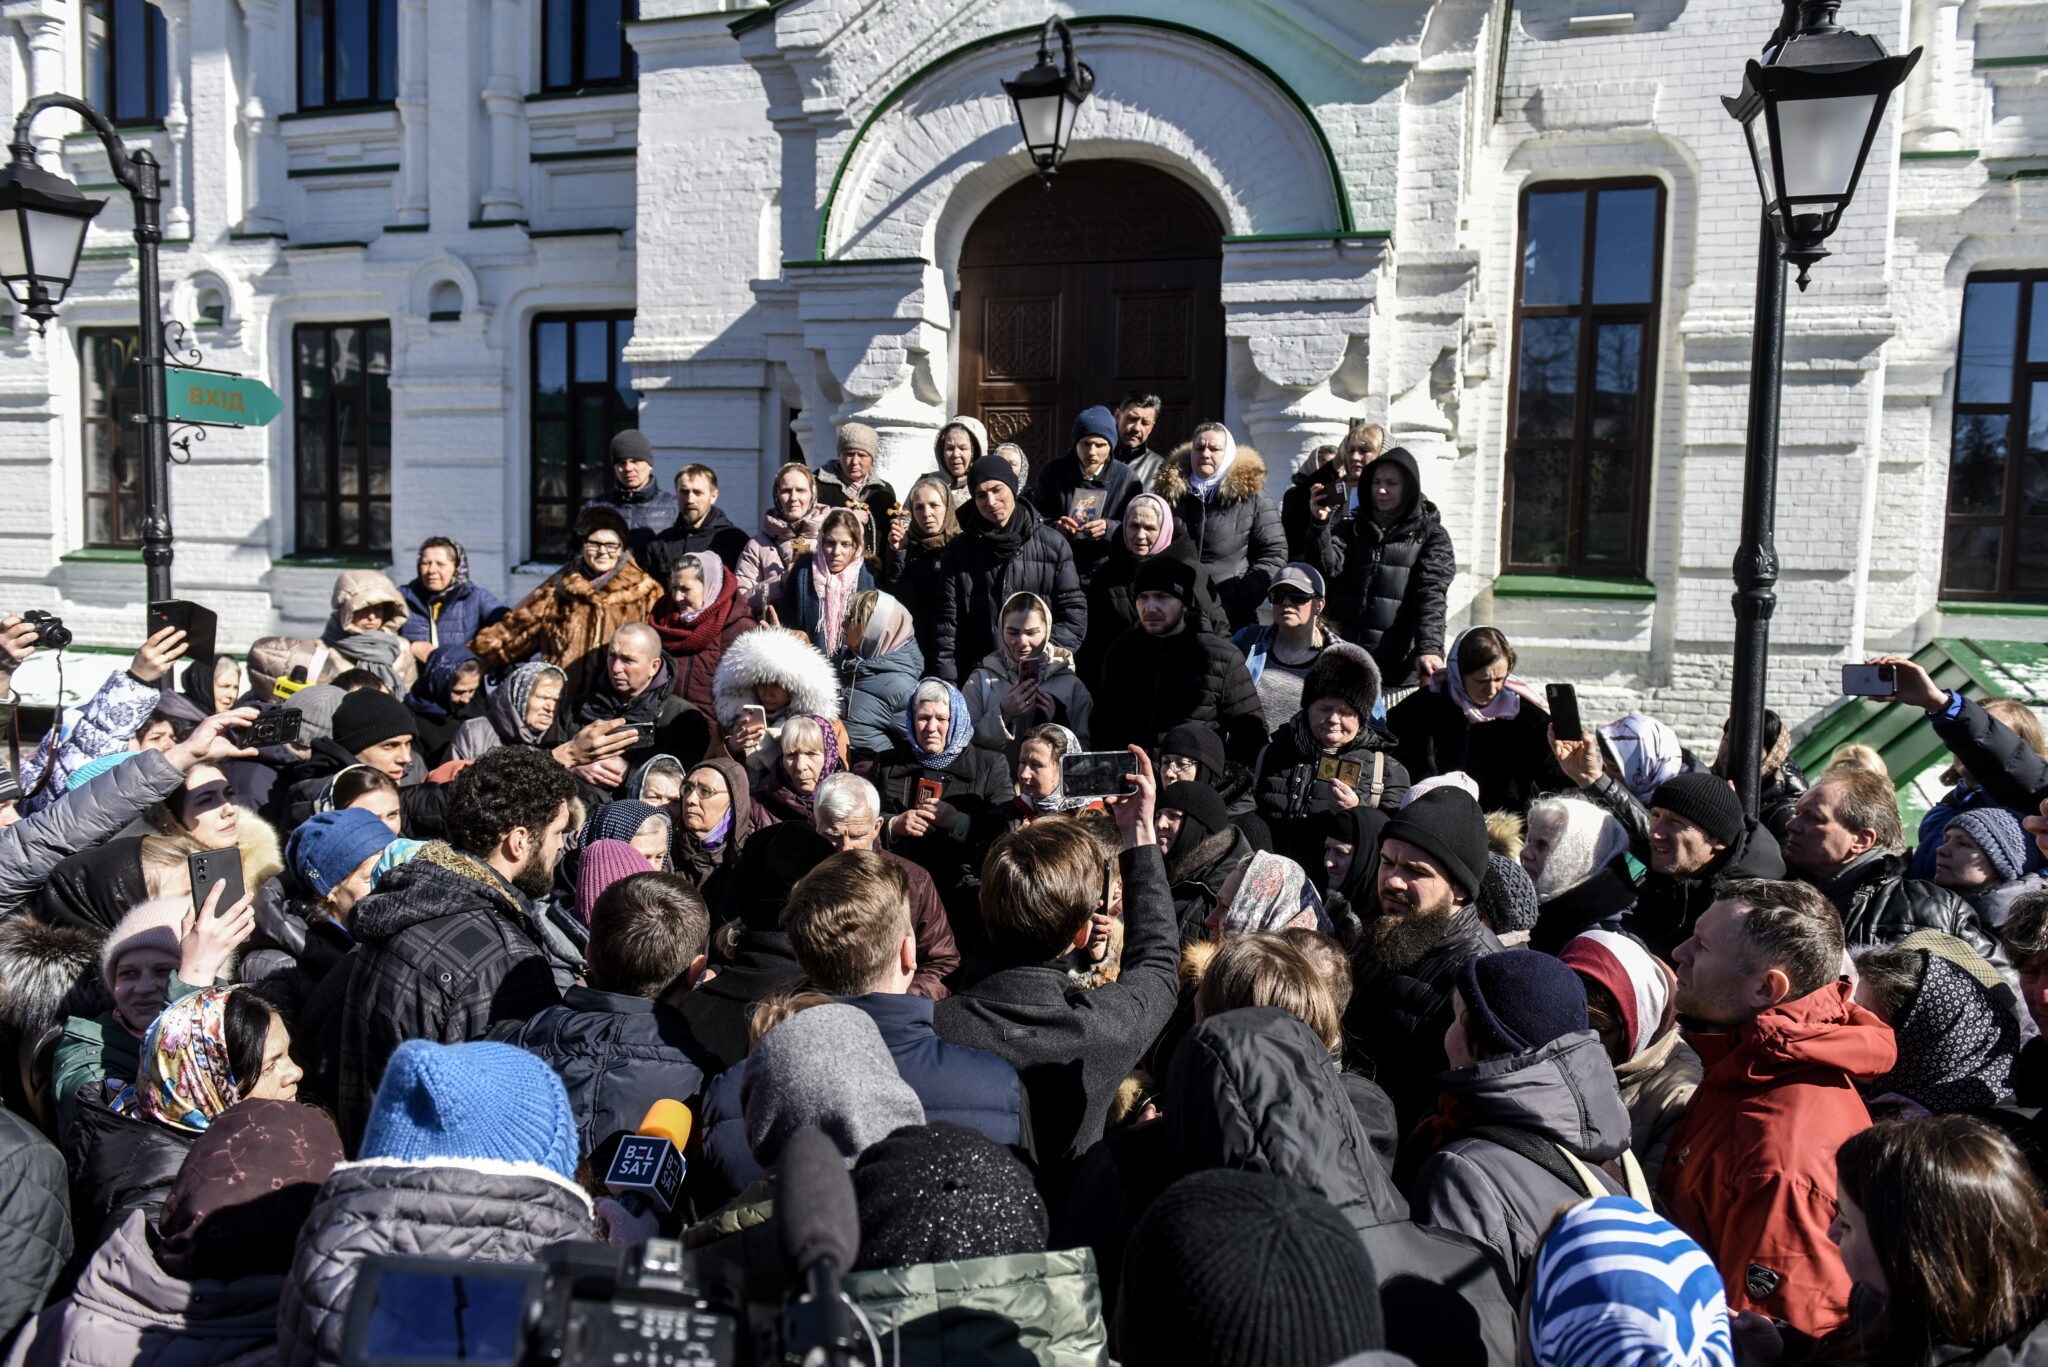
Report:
957,162,1225,472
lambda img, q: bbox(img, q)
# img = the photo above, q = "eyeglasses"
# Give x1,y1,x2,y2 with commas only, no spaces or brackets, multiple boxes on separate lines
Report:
1160,756,1198,779
680,781,726,802
583,539,624,554
1269,589,1312,606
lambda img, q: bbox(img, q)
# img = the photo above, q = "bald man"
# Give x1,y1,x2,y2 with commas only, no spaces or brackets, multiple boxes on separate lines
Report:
567,621,705,794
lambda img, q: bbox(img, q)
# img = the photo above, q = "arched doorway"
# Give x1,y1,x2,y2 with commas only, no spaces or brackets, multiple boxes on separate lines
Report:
956,161,1224,471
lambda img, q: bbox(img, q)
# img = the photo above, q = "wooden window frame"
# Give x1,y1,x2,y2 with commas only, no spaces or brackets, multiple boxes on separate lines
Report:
292,321,393,557
530,312,638,562
79,328,144,550
540,0,637,94
297,0,397,113
85,0,168,128
1501,177,1667,578
1943,270,2048,602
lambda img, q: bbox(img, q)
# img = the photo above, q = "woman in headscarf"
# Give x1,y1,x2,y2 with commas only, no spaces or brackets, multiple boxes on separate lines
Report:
399,536,509,664
1558,929,1702,1189
880,473,959,669
752,715,842,824
963,591,1094,754
775,508,872,653
321,569,418,691
403,645,484,762
835,590,923,757
12,1099,343,1367
71,985,303,1251
652,550,755,715
630,753,685,809
1252,641,1407,872
999,723,1090,835
867,678,1012,925
1852,944,2018,1117
736,463,827,616
931,415,987,507
448,661,570,761
1387,625,1566,814
1319,805,1389,942
1077,490,1224,687
580,799,673,872
178,654,244,715
673,758,773,919
471,506,661,698
1204,850,1330,939
1150,423,1285,632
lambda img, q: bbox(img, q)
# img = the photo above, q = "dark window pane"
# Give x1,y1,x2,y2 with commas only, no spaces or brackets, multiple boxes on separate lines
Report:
1521,191,1585,308
1959,280,2019,405
2032,282,2048,365
339,501,362,550
1591,323,1642,441
536,323,567,416
544,0,573,88
574,320,610,384
578,396,610,502
151,2,167,119
85,4,109,111
299,0,325,107
1591,188,1658,305
1510,448,1570,568
615,318,636,409
2017,527,2048,590
336,0,371,103
1944,525,2001,593
1584,449,1635,563
86,499,112,548
377,0,397,99
2026,382,2048,518
583,0,624,83
114,0,148,119
370,501,391,556
1516,317,1578,439
1949,412,2008,515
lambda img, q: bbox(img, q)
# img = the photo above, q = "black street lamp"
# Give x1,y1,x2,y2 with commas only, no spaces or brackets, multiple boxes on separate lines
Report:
1003,17,1094,182
1721,1,1917,819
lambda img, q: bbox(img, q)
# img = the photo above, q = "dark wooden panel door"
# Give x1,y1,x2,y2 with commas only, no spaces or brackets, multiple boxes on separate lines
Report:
957,162,1224,472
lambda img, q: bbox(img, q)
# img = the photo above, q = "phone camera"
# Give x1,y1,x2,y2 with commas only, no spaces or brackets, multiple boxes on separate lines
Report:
21,610,71,650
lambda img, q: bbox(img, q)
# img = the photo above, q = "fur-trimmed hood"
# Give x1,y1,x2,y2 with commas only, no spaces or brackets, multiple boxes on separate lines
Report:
711,626,841,729
1152,441,1270,507
0,916,100,1033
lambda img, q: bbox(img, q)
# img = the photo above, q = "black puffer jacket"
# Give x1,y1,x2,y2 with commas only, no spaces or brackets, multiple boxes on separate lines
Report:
277,1159,592,1367
1251,716,1409,870
677,931,803,1073
1344,905,1504,1131
337,842,564,1148
67,1088,190,1254
866,744,1013,938
1151,447,1285,631
1817,851,2006,966
879,538,950,671
1387,687,1565,816
240,897,355,1028
1305,448,1455,688
1076,537,1227,688
0,1108,70,1344
1059,1009,1517,1367
1091,625,1268,766
1626,818,1785,960
933,500,1086,681
509,986,719,1159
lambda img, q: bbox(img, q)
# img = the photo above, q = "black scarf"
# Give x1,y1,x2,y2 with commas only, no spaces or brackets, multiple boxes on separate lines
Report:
962,499,1030,562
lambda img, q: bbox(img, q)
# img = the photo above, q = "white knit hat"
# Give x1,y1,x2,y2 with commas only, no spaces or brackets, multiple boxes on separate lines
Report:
99,896,188,995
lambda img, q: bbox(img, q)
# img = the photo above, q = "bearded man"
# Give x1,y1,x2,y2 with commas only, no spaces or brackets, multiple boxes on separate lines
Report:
1344,785,1503,1129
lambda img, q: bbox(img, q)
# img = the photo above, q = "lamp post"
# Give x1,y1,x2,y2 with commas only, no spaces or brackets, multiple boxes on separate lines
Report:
1003,17,1093,182
0,95,174,604
1720,1,1917,818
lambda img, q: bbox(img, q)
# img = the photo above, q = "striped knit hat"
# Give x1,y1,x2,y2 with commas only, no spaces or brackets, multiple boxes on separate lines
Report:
1529,1196,1734,1367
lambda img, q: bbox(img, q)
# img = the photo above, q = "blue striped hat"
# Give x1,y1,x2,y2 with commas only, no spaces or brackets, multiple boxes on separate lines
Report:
1530,1196,1734,1367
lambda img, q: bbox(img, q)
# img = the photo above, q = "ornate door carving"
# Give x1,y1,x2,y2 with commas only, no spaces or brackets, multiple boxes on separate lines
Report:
957,162,1224,472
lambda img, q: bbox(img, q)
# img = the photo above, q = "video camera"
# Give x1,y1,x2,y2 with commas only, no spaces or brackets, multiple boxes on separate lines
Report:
340,1127,878,1367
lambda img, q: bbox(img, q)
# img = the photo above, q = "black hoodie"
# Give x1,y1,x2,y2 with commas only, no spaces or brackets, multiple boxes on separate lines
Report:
643,504,751,585
1305,447,1456,687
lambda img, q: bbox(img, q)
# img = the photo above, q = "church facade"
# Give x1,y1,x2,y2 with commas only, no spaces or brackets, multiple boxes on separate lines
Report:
0,0,2043,740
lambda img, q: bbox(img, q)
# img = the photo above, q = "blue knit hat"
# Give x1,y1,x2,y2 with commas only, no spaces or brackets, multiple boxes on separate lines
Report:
1952,807,2030,883
70,750,141,789
287,809,398,898
1071,405,1117,452
1529,1196,1733,1367
361,1040,578,1179
1456,948,1588,1057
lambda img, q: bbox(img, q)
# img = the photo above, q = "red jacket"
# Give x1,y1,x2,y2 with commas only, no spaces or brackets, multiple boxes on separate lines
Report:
1659,981,1896,1336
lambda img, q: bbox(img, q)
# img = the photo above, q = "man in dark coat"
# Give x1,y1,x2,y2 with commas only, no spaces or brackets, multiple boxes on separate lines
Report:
1033,405,1141,585
583,429,678,565
1345,786,1503,1131
1614,771,1787,958
336,745,578,1149
934,762,1179,1173
1090,556,1266,766
1304,445,1454,688
643,462,751,583
567,623,703,794
1115,392,1168,488
1783,764,2004,965
934,455,1087,681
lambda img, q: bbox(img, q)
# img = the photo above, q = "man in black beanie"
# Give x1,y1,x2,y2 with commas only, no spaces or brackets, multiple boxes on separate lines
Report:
1092,558,1265,766
1625,770,1786,958
1157,780,1253,943
1118,1169,1386,1367
933,452,1087,680
281,687,445,836
1346,785,1502,1129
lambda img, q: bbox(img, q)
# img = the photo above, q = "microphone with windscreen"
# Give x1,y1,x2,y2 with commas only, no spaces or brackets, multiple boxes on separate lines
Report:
776,1127,879,1367
603,1099,692,1218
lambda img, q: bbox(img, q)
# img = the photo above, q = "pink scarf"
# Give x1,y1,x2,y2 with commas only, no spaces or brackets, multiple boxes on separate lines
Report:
1435,627,1546,723
1122,493,1177,555
811,549,862,654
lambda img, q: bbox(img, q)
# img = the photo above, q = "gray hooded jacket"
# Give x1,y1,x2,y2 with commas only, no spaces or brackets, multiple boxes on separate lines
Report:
0,750,186,918
1410,1030,1632,1281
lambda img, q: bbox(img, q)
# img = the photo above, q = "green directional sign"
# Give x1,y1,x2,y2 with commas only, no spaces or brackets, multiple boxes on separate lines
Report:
166,368,284,427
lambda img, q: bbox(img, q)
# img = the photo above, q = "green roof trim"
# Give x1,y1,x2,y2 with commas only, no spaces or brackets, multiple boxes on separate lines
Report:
781,256,929,270
1942,599,2048,618
287,162,400,179
1492,573,1656,601
530,147,635,163
1900,149,1979,162
1975,54,2048,68
60,547,143,563
808,15,1354,264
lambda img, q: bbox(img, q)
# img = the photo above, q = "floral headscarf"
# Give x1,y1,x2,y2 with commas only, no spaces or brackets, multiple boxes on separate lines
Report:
1597,712,1687,805
1122,493,1177,556
372,838,426,886
113,987,243,1134
1218,851,1331,938
907,679,973,771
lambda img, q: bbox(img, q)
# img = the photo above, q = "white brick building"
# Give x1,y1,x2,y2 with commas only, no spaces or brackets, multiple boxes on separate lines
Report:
1,0,2043,744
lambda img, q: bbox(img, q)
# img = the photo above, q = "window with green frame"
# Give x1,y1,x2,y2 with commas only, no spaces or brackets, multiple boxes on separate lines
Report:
80,329,144,549
292,322,393,556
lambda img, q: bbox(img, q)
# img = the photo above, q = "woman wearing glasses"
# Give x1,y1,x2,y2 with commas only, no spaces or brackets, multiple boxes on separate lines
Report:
471,506,662,699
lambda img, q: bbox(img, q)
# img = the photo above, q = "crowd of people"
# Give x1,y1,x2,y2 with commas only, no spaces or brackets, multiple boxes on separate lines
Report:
0,394,2045,1366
